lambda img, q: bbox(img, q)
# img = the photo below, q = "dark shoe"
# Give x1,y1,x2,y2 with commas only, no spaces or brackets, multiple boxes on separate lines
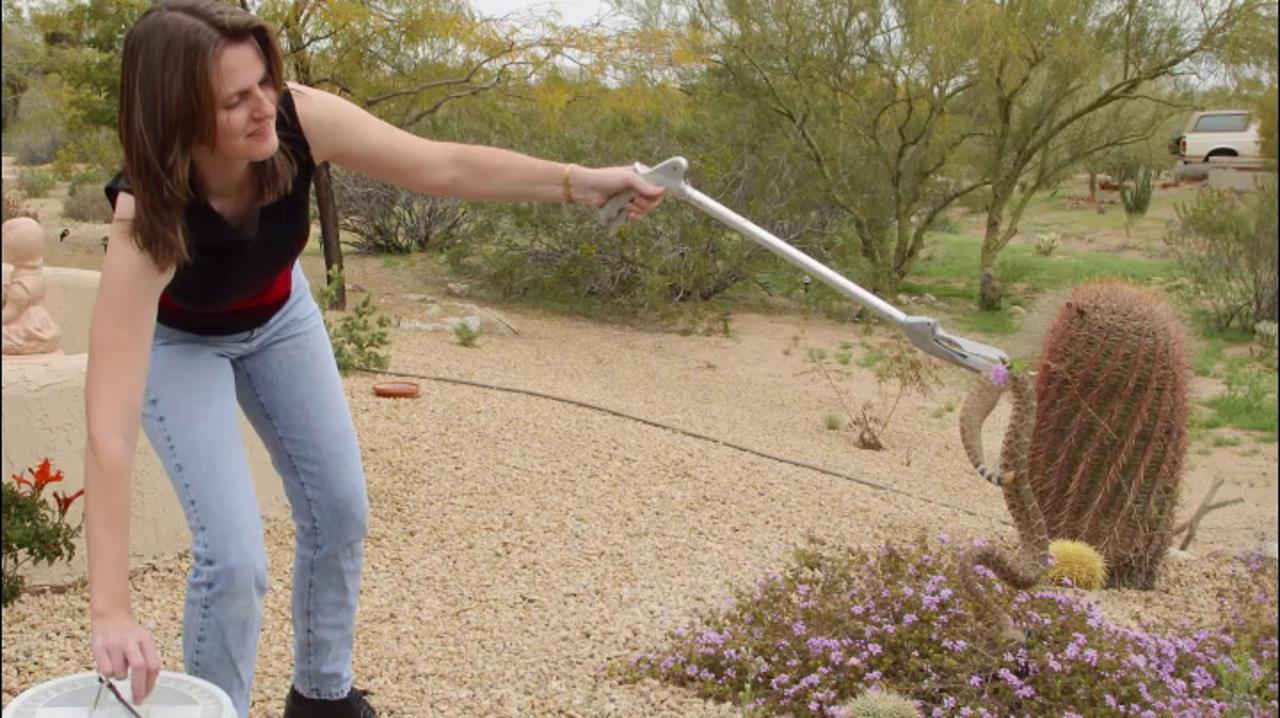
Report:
283,686,378,718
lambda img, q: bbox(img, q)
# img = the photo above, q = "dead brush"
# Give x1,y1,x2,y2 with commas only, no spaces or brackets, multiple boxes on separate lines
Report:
814,341,943,450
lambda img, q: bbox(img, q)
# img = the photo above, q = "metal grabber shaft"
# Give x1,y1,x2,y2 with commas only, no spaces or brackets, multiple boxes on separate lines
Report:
597,157,1009,374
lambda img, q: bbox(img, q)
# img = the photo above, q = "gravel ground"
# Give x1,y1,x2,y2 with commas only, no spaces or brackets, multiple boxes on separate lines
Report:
4,271,1276,717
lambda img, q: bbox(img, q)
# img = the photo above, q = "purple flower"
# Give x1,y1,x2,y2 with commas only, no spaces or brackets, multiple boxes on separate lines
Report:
990,362,1010,386
699,630,728,646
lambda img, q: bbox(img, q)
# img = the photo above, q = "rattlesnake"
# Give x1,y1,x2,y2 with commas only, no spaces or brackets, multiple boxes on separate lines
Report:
957,369,1051,643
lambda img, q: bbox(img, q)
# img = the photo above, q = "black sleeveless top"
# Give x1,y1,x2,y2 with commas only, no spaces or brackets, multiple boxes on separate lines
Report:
105,89,316,336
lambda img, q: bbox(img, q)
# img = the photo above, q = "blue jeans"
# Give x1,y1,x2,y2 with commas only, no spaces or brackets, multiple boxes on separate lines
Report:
141,262,369,718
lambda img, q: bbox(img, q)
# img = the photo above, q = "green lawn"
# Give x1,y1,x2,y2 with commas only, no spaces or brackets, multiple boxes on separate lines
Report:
906,231,1177,295
899,230,1180,338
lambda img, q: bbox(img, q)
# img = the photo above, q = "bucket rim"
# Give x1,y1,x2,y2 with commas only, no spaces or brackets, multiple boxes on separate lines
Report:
2,670,234,717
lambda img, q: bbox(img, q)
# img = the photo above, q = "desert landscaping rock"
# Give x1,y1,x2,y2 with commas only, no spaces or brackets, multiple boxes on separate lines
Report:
1263,541,1279,562
3,253,1275,717
399,303,518,336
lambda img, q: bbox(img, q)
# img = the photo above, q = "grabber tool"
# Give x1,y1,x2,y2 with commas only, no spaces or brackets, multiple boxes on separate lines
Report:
597,156,1009,374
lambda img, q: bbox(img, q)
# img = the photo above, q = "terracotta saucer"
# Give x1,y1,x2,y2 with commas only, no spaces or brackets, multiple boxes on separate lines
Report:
372,381,421,398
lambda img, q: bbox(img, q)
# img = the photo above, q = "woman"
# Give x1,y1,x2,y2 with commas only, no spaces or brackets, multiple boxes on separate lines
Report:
86,2,664,716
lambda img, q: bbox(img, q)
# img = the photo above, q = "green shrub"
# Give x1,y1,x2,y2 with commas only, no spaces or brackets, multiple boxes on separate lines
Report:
16,168,56,198
331,166,467,254
993,253,1034,288
326,294,392,375
1202,361,1279,438
6,78,71,166
11,128,66,166
926,213,959,234
1165,181,1278,331
2,460,83,607
66,168,111,198
453,321,481,347
317,266,391,374
62,178,112,222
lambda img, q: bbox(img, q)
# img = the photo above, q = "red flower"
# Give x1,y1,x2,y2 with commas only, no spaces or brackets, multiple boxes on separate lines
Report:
28,459,64,492
52,488,85,518
10,471,32,490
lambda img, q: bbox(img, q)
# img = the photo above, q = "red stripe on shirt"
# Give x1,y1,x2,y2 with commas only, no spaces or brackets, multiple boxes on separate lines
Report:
158,264,293,333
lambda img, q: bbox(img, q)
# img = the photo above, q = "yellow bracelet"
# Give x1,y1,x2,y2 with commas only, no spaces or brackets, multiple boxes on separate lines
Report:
562,163,576,204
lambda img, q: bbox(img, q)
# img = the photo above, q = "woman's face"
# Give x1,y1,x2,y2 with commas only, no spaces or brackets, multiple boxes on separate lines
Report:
207,40,278,162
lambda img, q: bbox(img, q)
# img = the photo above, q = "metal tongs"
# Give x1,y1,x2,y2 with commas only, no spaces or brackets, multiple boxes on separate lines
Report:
89,673,144,717
598,157,1009,374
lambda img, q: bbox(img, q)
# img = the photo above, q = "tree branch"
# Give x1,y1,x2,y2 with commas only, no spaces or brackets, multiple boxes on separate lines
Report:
1172,478,1244,551
364,46,517,107
401,77,505,126
905,179,989,266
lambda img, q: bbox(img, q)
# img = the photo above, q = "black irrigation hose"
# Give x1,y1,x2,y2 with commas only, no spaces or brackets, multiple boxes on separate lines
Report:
19,366,1009,599
358,367,1013,527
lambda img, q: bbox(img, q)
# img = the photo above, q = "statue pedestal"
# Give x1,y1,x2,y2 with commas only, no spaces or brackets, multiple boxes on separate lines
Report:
1,267,288,586
2,349,65,361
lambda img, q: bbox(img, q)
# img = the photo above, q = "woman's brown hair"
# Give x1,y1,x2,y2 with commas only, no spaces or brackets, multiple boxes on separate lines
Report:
118,0,295,269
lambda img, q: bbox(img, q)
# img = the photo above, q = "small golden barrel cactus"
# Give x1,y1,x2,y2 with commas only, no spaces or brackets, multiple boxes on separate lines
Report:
1044,539,1108,590
841,689,920,718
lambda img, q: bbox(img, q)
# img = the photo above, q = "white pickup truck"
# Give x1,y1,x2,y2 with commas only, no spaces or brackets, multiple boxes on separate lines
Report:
1175,110,1264,169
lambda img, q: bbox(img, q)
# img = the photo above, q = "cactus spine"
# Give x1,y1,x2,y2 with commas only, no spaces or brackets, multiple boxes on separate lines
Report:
1027,281,1189,589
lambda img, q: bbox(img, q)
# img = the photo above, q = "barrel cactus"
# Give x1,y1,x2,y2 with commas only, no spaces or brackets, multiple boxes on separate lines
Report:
1027,281,1190,589
1045,539,1108,590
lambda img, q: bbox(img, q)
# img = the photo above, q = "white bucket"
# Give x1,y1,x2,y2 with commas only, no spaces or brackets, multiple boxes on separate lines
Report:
1,671,235,718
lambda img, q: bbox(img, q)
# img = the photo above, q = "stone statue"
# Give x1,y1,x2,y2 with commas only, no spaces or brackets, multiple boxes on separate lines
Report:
2,217,62,358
